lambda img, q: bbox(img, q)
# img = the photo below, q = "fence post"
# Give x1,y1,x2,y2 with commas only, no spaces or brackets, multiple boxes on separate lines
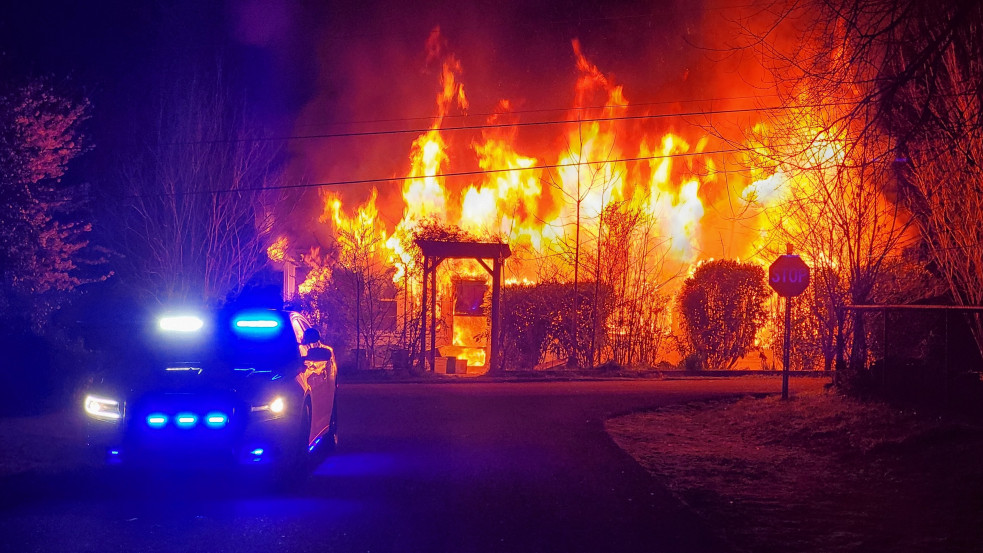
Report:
883,307,888,391
944,309,949,405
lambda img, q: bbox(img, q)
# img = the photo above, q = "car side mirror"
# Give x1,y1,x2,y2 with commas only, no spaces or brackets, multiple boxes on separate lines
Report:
302,327,321,345
305,347,332,362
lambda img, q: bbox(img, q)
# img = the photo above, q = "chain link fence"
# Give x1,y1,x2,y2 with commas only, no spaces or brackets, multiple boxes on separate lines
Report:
843,305,983,411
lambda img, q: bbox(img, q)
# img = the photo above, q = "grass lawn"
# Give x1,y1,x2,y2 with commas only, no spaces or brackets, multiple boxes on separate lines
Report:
607,390,983,553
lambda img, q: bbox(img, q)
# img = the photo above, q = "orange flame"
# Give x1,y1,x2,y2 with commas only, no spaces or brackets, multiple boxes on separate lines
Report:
291,33,830,371
267,235,288,263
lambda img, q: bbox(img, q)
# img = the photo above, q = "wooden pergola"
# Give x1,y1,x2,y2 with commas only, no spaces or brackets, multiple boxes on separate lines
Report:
415,239,512,374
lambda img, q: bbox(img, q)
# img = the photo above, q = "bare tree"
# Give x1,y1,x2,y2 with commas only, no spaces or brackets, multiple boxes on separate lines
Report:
596,201,678,367
387,226,425,369
887,4,983,357
723,0,931,383
111,69,281,306
747,105,913,374
327,195,397,369
541,119,623,367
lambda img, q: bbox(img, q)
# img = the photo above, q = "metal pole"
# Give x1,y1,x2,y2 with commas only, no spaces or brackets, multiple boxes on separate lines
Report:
783,295,791,400
782,242,792,400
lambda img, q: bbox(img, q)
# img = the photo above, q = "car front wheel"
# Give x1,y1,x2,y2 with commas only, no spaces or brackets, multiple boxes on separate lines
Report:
281,400,312,476
325,400,338,452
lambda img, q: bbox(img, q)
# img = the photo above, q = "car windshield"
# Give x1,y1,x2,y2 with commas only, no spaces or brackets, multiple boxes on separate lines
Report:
143,310,300,371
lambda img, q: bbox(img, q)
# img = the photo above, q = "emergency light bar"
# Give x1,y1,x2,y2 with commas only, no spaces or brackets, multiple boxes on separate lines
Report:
234,319,279,329
159,316,204,332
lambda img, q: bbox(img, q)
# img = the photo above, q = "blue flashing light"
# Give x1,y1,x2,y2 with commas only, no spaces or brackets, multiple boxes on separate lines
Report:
235,319,279,328
146,413,168,428
175,413,198,428
109,449,120,456
243,447,267,464
205,412,228,429
309,437,321,453
232,310,283,337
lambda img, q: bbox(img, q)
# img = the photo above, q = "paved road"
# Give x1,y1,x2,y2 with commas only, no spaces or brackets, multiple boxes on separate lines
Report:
0,378,821,552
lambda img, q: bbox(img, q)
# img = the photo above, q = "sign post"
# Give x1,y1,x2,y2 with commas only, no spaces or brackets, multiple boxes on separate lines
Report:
768,245,811,399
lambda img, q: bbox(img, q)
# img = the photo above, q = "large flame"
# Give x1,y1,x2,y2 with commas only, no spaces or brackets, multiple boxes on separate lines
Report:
289,32,851,370
299,36,729,290
399,30,469,231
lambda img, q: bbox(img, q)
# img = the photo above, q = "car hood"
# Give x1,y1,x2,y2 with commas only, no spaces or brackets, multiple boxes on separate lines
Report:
90,362,296,405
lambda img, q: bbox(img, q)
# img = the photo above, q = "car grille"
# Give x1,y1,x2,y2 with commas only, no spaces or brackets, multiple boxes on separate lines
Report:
125,392,246,454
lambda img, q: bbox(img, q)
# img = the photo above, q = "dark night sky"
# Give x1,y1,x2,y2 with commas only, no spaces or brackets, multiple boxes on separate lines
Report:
0,1,739,164
1,2,287,159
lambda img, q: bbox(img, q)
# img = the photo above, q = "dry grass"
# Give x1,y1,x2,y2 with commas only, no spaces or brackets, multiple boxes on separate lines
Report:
0,409,91,475
607,391,983,553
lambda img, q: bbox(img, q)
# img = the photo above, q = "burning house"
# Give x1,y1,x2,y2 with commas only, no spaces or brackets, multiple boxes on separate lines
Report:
263,21,902,374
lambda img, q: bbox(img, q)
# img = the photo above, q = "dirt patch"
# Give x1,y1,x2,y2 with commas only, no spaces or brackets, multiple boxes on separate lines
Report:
606,391,983,553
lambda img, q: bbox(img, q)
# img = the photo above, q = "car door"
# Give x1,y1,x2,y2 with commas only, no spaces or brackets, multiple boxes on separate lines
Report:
292,315,331,441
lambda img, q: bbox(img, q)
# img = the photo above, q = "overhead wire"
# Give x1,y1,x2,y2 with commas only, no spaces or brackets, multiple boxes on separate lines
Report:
120,139,812,200
140,99,852,147
289,92,783,131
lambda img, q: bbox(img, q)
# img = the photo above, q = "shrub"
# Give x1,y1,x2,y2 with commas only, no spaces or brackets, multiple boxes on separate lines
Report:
678,259,770,371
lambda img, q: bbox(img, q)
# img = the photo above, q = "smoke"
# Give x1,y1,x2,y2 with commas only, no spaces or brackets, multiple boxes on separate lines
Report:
229,0,785,260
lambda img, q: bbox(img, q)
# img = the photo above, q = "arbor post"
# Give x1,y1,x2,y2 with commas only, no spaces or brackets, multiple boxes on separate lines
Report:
490,255,503,374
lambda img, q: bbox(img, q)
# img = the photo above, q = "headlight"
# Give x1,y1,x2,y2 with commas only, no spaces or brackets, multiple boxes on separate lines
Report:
84,395,122,421
251,396,286,417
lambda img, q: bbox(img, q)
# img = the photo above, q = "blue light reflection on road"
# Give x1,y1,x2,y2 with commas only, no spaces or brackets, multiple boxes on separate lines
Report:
312,453,401,477
229,497,360,520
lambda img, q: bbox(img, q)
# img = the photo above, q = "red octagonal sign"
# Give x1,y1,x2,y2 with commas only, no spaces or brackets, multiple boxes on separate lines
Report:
769,255,810,297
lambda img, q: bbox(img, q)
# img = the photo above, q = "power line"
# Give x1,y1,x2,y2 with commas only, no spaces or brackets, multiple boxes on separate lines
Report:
290,93,781,131
139,99,853,148
121,142,798,200
269,104,797,142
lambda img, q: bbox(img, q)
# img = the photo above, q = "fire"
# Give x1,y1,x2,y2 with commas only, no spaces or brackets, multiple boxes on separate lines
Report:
298,248,331,296
552,39,629,222
641,134,706,261
321,188,388,261
399,30,468,231
266,236,288,263
451,320,487,367
287,30,827,371
739,114,852,255
376,36,716,282
461,103,543,239
458,349,486,368
402,128,451,225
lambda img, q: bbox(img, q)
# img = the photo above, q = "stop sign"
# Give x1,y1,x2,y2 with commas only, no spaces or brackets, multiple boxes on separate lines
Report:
769,255,810,297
